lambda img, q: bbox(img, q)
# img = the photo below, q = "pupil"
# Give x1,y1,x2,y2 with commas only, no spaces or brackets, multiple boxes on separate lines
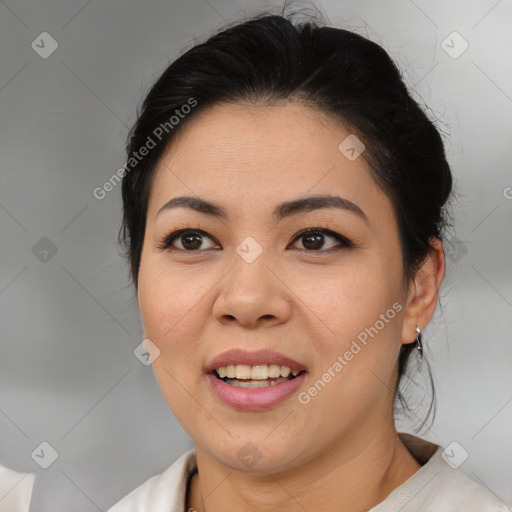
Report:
303,233,323,250
182,233,202,250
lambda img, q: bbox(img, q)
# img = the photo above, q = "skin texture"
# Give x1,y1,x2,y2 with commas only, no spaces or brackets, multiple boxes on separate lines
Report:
137,102,445,512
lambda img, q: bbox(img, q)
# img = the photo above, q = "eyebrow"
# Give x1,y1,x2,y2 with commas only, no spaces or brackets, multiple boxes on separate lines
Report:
156,195,368,224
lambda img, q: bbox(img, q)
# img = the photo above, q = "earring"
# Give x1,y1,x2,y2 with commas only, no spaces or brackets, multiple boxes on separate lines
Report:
415,326,423,359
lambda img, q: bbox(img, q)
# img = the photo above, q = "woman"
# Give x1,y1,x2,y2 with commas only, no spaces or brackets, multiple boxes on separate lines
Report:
108,12,507,512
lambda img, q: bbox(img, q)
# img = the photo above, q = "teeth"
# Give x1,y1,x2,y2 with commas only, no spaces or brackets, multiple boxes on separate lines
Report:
268,364,281,378
225,377,291,388
215,364,302,380
235,364,252,379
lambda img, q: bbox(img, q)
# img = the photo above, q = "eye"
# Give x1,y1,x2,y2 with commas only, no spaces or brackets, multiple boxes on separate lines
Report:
289,228,352,252
157,229,220,252
157,227,352,253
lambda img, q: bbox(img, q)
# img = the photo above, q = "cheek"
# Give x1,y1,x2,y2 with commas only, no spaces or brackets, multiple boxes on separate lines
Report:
137,260,212,422
290,260,404,401
294,267,402,420
290,261,399,342
138,256,209,338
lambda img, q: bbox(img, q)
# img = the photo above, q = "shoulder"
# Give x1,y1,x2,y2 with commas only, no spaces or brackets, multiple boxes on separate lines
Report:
413,452,509,511
107,449,197,512
373,436,509,512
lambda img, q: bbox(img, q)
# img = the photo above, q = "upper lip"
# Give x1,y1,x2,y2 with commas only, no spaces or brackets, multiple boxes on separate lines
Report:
205,349,307,374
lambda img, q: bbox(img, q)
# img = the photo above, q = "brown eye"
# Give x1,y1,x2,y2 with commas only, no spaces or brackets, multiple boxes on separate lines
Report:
157,227,352,253
290,228,352,252
157,229,220,251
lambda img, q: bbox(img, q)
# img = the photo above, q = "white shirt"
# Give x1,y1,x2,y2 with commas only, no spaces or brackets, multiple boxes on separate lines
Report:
0,465,35,512
106,434,509,511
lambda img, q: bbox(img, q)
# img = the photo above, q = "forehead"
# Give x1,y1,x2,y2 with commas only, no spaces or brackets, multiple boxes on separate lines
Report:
147,102,390,222
157,101,351,172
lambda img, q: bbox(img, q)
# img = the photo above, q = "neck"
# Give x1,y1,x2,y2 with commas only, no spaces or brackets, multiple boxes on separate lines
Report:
186,425,421,512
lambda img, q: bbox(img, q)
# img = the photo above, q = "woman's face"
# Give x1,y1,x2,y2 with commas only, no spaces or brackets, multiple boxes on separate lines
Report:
137,102,419,472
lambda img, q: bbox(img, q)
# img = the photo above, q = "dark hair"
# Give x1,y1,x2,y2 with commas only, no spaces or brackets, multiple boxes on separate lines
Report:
118,11,453,431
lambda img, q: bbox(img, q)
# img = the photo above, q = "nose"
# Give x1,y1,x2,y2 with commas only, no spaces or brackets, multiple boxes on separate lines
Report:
211,249,293,329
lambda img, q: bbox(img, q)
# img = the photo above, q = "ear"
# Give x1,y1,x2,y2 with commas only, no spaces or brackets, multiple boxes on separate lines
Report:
401,237,446,345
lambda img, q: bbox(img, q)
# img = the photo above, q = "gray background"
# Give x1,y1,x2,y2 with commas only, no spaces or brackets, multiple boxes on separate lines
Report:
1,0,511,510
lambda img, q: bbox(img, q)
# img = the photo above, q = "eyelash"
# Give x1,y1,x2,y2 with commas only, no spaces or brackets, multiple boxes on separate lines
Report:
156,224,353,254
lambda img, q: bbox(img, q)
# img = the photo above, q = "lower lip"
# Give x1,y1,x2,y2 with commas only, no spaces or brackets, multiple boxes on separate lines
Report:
206,372,307,411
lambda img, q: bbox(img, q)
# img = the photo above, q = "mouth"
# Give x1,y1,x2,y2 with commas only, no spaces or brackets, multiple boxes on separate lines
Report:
207,367,308,411
212,365,307,389
204,349,308,409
